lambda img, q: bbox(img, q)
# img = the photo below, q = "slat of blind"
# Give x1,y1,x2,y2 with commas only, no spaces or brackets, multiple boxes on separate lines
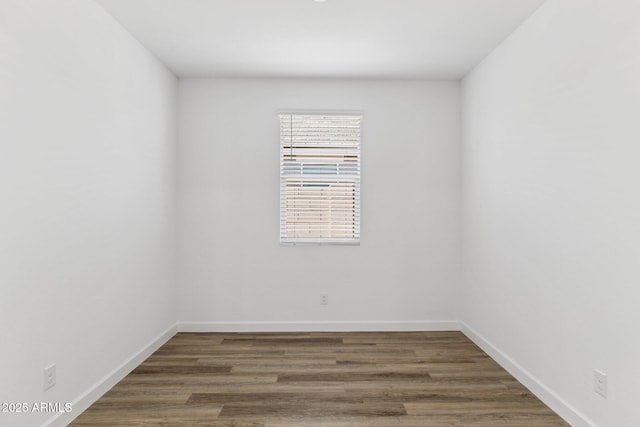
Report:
280,113,361,244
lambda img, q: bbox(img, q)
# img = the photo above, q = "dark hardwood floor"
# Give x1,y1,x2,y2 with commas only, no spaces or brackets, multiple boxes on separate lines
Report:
70,332,569,426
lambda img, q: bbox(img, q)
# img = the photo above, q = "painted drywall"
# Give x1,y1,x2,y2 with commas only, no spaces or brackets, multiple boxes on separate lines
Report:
461,0,640,425
0,1,177,426
177,79,460,329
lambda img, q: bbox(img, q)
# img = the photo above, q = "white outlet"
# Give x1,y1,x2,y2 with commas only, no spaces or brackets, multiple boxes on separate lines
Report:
44,364,56,391
320,292,328,305
594,369,607,398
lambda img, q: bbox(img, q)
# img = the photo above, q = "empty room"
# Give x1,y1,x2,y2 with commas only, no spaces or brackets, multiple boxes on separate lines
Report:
1,0,639,426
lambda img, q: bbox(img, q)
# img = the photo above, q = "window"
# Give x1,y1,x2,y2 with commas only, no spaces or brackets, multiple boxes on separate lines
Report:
279,113,361,245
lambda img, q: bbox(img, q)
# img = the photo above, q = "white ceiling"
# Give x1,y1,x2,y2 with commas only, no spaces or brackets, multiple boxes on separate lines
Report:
96,0,546,79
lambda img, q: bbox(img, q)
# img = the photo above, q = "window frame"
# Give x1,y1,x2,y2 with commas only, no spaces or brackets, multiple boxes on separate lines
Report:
279,112,362,246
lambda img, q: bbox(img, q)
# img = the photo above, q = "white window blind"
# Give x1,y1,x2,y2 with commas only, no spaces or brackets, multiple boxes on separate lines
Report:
280,113,361,245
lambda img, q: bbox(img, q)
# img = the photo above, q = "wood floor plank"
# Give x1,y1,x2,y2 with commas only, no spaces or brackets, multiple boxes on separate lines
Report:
265,414,569,427
70,331,569,426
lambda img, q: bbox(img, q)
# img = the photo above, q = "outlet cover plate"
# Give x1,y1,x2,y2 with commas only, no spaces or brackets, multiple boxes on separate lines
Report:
44,364,56,391
594,369,607,398
320,292,328,305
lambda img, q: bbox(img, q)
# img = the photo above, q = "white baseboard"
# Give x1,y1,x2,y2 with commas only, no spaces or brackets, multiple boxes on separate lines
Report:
45,323,178,427
461,322,596,427
178,320,461,333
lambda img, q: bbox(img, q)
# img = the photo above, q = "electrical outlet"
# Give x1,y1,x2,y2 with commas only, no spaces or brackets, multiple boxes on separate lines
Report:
44,364,56,391
320,292,328,305
594,369,607,398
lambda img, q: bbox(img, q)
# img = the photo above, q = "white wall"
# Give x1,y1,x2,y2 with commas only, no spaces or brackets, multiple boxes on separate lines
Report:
0,1,177,426
461,0,640,426
177,79,460,330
